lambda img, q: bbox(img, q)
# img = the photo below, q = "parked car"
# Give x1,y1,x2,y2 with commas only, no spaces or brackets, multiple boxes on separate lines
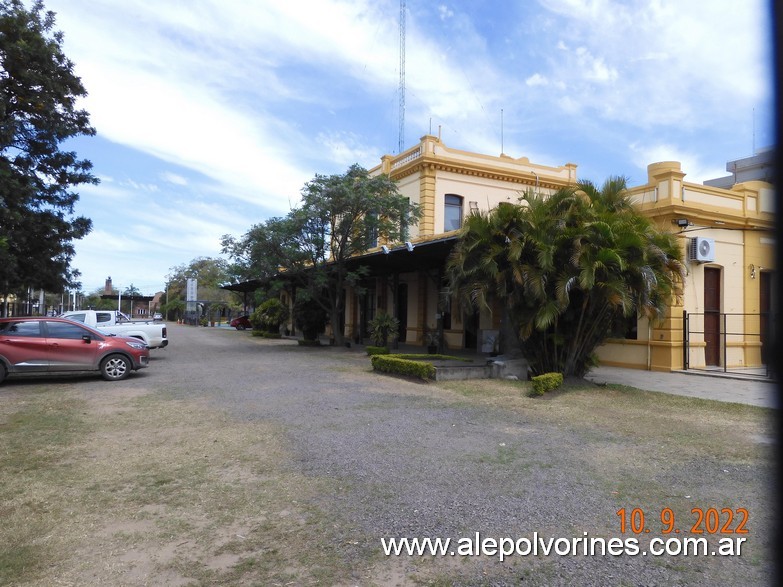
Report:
153,313,163,321
230,315,252,330
0,317,150,383
60,309,168,349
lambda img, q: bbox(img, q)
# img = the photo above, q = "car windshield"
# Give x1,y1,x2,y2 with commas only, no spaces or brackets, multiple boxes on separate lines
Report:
64,313,87,323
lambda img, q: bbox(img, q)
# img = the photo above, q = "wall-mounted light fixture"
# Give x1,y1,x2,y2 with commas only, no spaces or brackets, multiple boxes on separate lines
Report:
749,264,756,279
381,245,390,254
674,218,690,228
405,241,415,252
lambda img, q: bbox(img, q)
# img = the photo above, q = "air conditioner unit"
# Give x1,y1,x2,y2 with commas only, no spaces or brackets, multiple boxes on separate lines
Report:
689,237,715,263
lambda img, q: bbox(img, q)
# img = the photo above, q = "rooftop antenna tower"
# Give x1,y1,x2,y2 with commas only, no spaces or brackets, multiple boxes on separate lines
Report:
500,108,504,155
398,0,406,153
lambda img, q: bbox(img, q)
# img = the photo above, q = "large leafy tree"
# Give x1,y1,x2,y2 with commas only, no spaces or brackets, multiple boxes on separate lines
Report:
448,178,685,377
164,256,240,320
165,257,235,302
220,214,307,300
81,285,118,311
223,164,420,346
0,0,97,311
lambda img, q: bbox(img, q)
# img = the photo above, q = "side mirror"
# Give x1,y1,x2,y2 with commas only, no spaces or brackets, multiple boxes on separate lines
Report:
82,335,92,344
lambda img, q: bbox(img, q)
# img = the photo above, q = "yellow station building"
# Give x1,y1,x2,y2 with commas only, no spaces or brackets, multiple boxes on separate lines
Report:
308,135,775,373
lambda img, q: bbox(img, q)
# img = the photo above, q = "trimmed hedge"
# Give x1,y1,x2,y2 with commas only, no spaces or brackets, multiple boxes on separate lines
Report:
531,372,564,396
371,355,436,381
394,353,471,362
366,346,390,356
251,330,282,338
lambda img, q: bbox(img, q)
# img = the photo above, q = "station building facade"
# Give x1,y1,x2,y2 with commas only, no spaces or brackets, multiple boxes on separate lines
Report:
303,134,776,373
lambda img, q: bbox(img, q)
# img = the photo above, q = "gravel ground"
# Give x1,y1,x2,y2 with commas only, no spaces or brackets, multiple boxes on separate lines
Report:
151,324,775,586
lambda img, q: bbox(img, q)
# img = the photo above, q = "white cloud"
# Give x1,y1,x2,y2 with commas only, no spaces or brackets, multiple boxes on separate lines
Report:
161,172,188,186
122,179,159,193
316,132,382,169
74,195,253,293
574,48,618,82
77,180,127,201
525,73,549,87
49,0,402,214
627,141,723,184
535,0,771,129
34,0,770,292
438,4,455,20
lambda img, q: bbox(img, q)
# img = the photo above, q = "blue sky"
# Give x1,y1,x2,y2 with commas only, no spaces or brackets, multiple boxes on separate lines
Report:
43,0,774,295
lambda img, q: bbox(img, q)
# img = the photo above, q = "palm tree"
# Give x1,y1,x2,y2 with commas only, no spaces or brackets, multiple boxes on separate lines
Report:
448,178,684,377
446,201,528,356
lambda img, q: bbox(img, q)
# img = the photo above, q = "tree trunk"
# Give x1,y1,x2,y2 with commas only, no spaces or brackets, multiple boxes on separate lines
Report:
499,304,523,358
330,307,344,346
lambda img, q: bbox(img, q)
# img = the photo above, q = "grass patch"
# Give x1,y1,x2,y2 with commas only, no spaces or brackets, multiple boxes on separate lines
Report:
1,394,88,473
0,387,354,587
0,393,89,583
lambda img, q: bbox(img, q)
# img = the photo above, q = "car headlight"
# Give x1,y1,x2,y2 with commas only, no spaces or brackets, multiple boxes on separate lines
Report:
125,341,148,350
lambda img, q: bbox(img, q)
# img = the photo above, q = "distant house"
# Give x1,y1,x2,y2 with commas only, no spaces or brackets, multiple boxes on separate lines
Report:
703,149,773,189
99,276,162,318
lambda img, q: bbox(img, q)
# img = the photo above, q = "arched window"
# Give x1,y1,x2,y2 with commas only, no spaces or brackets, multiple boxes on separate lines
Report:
444,194,463,231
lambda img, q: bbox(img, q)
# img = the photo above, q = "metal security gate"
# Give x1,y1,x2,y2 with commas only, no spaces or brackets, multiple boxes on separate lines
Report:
683,310,773,379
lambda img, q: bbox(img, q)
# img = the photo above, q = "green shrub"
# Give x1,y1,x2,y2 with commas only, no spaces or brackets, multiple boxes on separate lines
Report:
531,372,564,396
294,296,328,341
394,353,471,362
250,298,289,333
371,355,436,381
366,346,390,356
252,331,282,338
368,312,400,347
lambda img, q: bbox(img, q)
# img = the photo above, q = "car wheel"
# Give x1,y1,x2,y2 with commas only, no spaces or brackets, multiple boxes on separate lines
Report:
0,363,6,384
236,325,246,330
100,354,131,381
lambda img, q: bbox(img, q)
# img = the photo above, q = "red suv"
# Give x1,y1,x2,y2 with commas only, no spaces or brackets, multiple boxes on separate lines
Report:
230,315,252,330
0,317,150,383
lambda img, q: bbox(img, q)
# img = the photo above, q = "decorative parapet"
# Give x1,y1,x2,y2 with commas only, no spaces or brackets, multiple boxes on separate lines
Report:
391,146,423,170
630,161,774,228
371,134,577,188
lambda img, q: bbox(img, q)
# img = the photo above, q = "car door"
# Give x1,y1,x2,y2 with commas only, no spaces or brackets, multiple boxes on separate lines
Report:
0,320,49,372
44,320,101,371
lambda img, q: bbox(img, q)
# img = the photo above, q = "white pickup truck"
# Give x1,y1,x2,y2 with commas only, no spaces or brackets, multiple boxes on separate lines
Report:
60,310,169,349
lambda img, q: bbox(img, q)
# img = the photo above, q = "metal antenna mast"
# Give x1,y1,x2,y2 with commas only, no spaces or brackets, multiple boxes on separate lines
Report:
398,0,406,153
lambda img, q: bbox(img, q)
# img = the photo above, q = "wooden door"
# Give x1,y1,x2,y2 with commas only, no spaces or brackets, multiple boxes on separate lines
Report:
396,283,408,342
464,308,479,349
704,267,721,366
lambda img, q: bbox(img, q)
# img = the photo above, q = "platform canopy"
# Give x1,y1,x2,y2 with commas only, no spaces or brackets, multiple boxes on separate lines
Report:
220,235,459,294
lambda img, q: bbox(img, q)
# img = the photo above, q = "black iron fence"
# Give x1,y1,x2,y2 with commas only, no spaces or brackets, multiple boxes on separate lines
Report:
682,310,773,379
